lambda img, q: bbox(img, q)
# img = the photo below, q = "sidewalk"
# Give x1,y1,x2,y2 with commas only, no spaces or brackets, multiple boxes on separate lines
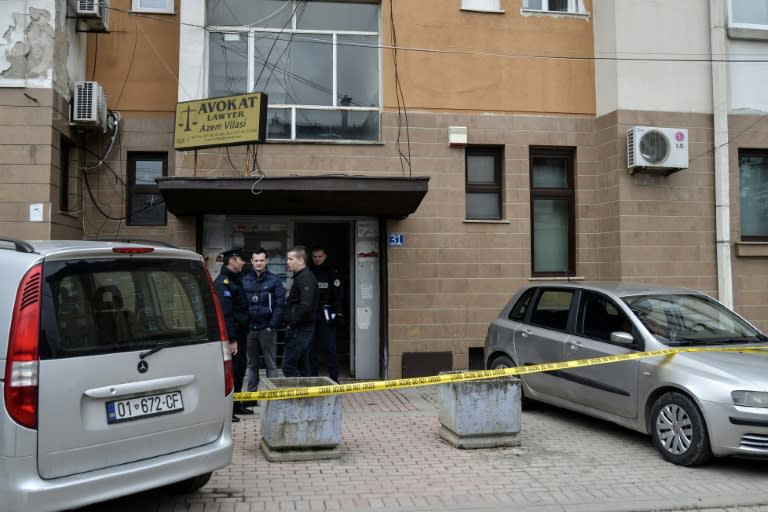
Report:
79,386,768,512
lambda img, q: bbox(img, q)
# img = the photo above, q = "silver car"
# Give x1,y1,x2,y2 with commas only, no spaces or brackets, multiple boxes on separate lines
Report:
484,281,768,466
0,239,234,511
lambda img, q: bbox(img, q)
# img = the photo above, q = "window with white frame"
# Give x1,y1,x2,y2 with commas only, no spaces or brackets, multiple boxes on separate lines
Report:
523,0,582,14
131,0,174,14
730,0,768,27
208,0,380,142
461,0,503,12
739,149,768,241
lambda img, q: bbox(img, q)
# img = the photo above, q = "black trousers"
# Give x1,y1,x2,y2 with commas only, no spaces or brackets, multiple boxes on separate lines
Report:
232,327,247,393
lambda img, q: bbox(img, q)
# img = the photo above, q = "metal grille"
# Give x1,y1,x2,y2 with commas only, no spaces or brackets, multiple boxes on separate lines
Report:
75,82,95,122
740,433,768,450
77,0,99,15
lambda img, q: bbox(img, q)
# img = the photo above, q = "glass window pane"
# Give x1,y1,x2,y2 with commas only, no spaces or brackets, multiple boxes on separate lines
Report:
253,33,291,101
533,198,569,272
266,108,292,139
466,192,501,219
295,109,378,141
131,193,165,226
209,33,248,97
338,35,379,108
740,153,768,237
135,160,163,185
532,157,568,188
467,155,497,184
208,0,293,28
732,0,768,25
297,2,378,31
524,0,543,9
135,0,172,11
255,34,332,106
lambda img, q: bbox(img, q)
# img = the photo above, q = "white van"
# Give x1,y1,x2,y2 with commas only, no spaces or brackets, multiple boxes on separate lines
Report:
0,239,234,511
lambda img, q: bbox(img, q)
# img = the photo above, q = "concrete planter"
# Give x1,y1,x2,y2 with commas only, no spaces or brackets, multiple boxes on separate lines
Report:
259,376,342,462
438,373,521,449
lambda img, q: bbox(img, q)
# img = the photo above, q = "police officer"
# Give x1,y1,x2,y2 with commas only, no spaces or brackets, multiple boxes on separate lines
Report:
309,246,344,382
214,248,250,422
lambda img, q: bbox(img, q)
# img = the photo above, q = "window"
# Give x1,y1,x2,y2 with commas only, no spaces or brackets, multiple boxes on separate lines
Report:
529,289,574,331
730,0,768,26
530,148,575,276
59,138,73,213
461,0,503,12
208,0,380,142
739,149,768,240
127,152,167,226
508,287,536,321
578,291,633,344
728,0,768,39
465,146,503,220
131,0,174,13
523,0,582,13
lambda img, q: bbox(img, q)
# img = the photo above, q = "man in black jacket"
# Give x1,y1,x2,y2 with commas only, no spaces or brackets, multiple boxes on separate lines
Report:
309,246,344,382
281,246,319,377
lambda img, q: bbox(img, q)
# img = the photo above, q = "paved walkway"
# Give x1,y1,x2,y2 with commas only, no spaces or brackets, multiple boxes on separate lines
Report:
77,387,768,512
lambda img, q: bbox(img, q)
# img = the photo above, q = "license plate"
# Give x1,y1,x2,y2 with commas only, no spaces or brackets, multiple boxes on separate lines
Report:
106,391,184,424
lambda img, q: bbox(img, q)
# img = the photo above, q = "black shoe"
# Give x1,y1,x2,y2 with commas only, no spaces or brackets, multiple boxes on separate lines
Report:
231,415,240,423
234,404,254,415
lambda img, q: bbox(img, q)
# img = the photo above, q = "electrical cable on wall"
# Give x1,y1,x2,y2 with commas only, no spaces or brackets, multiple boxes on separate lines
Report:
389,0,412,177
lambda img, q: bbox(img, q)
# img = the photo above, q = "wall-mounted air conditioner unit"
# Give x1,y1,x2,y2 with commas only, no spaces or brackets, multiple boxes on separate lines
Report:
75,0,110,33
627,126,689,176
71,81,108,131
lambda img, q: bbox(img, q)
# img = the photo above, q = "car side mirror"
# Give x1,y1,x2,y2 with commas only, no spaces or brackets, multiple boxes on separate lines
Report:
610,331,634,345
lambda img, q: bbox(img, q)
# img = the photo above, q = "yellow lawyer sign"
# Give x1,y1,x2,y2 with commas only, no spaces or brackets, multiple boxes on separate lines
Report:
174,93,268,151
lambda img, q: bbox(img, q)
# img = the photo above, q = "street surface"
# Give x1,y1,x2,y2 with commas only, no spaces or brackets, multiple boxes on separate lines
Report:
74,386,768,512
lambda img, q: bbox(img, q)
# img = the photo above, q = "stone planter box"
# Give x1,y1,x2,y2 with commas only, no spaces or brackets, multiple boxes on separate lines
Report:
438,373,521,449
259,376,342,462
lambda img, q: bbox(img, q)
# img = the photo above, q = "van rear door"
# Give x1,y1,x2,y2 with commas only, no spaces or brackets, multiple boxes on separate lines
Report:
36,256,228,479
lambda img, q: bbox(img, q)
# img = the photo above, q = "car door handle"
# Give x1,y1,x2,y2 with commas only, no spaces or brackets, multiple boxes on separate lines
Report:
569,342,583,350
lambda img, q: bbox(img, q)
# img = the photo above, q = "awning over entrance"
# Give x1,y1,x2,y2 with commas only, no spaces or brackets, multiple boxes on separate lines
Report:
156,176,430,218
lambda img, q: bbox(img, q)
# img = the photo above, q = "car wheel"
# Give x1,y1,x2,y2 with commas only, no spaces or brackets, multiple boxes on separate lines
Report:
167,472,212,494
489,355,532,408
650,392,713,466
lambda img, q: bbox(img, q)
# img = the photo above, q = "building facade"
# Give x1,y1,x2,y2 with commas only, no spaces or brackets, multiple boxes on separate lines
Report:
2,0,768,379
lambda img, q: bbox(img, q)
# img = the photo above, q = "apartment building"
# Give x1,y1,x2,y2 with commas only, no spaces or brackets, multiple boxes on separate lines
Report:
2,0,767,379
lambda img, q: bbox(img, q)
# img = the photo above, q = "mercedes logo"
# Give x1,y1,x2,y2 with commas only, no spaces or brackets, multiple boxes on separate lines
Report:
137,360,149,374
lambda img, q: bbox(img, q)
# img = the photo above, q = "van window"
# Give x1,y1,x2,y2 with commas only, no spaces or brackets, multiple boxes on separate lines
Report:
39,259,221,358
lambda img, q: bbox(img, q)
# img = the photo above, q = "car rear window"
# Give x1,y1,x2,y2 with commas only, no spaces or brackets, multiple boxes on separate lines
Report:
39,258,221,359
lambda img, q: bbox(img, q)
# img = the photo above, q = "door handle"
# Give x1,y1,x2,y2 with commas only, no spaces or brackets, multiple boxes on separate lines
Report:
569,342,582,350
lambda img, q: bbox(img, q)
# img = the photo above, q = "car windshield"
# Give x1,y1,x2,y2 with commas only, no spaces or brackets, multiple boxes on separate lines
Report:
622,293,767,345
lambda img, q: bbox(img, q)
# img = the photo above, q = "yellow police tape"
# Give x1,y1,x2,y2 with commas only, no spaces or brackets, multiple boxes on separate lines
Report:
233,345,768,402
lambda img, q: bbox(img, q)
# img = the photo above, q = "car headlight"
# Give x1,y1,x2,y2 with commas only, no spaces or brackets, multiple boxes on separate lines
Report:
732,390,768,408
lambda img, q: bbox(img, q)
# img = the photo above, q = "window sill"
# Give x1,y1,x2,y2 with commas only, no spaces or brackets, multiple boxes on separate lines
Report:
528,276,584,281
727,26,768,41
463,219,510,224
130,9,175,14
460,8,505,14
521,8,589,19
736,242,768,257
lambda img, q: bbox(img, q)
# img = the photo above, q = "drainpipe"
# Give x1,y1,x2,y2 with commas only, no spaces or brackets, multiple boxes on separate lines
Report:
710,0,733,307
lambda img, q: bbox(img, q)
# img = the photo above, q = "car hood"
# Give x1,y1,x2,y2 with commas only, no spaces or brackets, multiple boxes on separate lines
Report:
646,344,768,398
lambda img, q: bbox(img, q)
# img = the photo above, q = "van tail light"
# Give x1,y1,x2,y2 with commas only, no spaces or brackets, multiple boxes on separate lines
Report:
204,264,233,396
4,264,42,429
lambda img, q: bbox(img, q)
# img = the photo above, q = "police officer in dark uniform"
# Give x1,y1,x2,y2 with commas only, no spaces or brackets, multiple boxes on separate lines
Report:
309,246,344,382
213,248,251,422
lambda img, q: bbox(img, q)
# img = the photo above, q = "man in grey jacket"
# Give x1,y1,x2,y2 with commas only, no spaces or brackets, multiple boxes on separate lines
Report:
281,246,319,377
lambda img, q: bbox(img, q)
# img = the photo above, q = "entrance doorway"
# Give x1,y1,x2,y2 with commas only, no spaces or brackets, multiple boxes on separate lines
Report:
293,222,352,380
